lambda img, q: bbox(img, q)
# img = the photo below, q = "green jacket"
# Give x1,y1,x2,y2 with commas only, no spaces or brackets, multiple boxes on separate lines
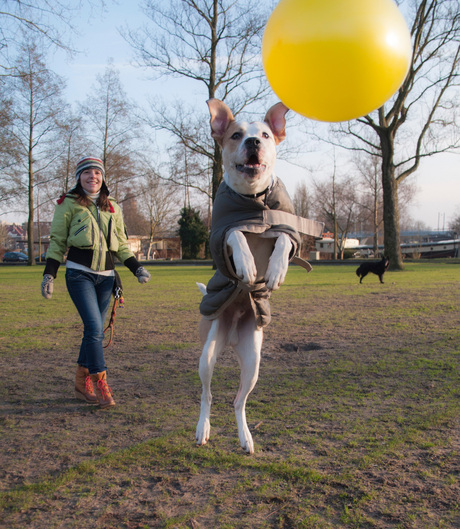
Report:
44,193,139,277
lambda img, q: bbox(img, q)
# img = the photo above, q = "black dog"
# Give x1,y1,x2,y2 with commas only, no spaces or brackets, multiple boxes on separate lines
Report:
356,256,389,284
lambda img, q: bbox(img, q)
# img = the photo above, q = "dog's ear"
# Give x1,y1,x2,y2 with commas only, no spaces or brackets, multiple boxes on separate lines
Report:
264,102,289,144
207,99,235,147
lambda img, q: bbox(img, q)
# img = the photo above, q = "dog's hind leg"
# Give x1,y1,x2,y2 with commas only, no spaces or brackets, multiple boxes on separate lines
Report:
196,318,226,447
233,316,263,454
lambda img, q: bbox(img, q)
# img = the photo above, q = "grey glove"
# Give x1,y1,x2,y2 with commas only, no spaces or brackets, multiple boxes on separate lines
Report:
41,274,54,299
135,266,151,284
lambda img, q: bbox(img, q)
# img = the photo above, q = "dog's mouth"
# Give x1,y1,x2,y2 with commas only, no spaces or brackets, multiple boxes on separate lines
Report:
236,154,266,177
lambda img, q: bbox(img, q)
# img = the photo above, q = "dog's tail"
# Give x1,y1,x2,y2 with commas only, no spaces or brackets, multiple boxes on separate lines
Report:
356,266,361,276
196,282,207,296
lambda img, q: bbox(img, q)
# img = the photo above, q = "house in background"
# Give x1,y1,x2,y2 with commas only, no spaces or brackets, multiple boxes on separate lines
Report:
3,223,27,252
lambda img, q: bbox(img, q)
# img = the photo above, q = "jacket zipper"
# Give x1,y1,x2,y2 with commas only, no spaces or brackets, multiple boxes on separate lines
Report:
74,225,87,236
96,205,103,271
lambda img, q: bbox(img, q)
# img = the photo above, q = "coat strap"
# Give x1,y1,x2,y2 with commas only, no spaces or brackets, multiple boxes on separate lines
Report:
262,210,324,238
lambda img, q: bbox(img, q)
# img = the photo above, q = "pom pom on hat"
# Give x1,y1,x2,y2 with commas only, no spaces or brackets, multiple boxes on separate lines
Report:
75,156,105,182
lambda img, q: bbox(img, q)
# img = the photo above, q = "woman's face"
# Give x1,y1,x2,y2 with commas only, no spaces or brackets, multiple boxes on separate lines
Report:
80,168,103,194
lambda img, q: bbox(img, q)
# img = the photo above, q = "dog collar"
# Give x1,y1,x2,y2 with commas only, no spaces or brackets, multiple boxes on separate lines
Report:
240,186,270,199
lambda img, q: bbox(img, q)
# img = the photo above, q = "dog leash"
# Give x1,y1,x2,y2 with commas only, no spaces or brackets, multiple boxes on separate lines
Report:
103,293,124,348
103,271,124,348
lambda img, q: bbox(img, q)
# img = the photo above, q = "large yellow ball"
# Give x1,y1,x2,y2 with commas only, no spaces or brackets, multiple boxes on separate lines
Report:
262,0,412,122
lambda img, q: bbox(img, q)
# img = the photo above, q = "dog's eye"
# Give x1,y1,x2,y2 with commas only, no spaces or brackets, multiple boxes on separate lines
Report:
231,132,242,140
262,132,270,139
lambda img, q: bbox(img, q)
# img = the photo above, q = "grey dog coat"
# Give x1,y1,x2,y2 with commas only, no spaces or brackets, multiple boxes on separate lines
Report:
200,177,319,327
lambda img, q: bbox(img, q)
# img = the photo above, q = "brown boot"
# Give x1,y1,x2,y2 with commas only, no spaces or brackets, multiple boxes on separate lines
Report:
75,365,98,404
90,371,115,409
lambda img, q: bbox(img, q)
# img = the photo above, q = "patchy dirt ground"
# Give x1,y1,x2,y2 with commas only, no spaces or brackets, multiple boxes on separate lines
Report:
0,264,459,528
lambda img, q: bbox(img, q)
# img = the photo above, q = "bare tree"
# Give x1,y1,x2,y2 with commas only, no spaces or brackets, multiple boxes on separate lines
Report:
449,209,460,234
354,153,419,255
354,155,384,256
292,180,317,258
5,40,67,265
292,180,312,219
0,92,22,213
0,0,104,77
31,112,91,226
121,193,149,236
79,63,144,201
166,124,213,204
312,166,359,260
137,171,181,260
123,0,272,203
54,114,87,194
0,221,9,249
317,0,460,269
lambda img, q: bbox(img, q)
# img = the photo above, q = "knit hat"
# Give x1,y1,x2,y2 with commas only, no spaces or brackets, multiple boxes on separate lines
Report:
75,156,105,182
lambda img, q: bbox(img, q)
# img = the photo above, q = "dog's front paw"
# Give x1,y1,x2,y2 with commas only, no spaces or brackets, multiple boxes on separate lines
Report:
265,269,287,290
234,258,257,285
265,234,291,290
227,231,257,284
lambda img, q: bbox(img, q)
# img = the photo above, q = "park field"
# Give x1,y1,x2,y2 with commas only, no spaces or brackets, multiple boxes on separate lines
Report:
0,262,459,528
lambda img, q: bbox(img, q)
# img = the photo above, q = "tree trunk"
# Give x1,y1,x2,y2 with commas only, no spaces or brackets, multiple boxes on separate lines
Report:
37,202,42,261
212,140,223,202
373,179,379,257
381,133,403,270
27,197,34,266
27,118,35,266
333,214,338,260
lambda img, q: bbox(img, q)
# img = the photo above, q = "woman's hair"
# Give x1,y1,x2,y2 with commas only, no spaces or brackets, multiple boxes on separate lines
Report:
71,181,112,211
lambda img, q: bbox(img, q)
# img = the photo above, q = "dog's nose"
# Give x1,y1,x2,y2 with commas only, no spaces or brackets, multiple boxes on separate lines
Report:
245,137,260,148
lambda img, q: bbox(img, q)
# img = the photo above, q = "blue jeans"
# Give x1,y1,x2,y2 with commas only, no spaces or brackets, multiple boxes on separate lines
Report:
65,268,114,374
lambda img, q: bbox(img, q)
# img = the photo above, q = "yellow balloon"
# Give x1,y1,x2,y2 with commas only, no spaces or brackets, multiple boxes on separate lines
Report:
262,0,412,122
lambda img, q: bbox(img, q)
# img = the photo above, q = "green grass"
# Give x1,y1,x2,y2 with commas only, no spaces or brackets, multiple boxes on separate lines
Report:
0,261,459,528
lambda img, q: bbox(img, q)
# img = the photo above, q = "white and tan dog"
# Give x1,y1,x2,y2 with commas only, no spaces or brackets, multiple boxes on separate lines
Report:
195,99,296,454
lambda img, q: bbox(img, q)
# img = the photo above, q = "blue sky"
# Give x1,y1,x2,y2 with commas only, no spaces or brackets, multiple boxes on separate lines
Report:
48,0,459,231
